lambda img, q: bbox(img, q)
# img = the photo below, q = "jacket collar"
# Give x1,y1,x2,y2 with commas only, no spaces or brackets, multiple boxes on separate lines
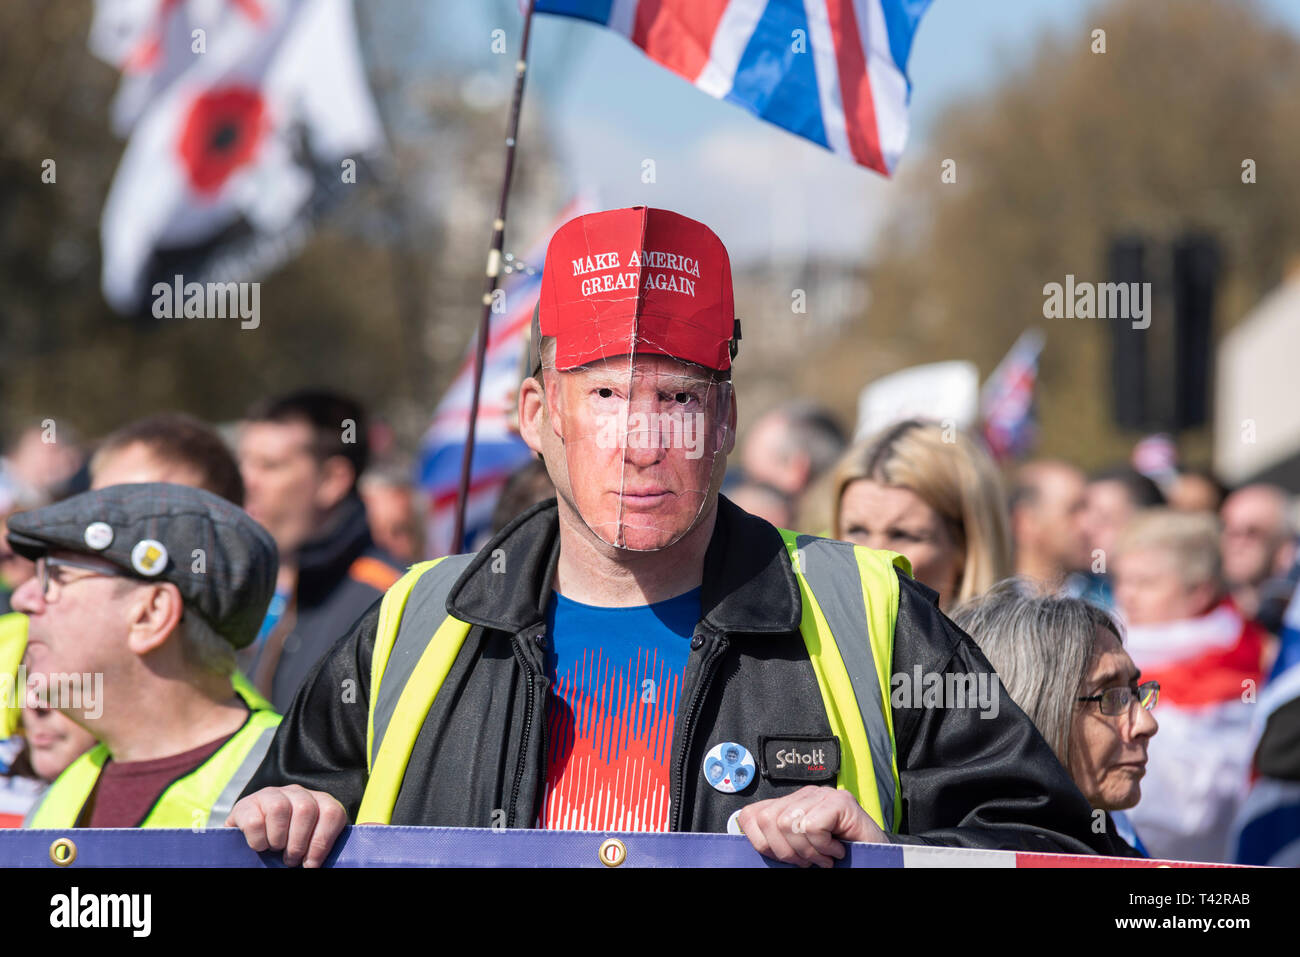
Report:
445,494,801,636
295,493,374,598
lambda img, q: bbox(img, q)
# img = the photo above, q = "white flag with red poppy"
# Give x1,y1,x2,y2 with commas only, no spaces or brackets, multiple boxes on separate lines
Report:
95,0,384,313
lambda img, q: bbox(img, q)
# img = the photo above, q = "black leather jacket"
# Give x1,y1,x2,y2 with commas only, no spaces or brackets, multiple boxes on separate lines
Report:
244,496,1138,856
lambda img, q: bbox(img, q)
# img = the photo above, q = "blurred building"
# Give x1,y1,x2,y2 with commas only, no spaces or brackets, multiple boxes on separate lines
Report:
1215,271,1300,492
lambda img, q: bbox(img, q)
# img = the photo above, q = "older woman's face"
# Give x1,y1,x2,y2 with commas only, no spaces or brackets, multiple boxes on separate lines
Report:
838,479,961,604
1068,629,1158,812
1112,546,1214,625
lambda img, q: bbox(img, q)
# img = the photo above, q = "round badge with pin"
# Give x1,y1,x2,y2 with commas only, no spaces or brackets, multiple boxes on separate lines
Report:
83,522,114,551
130,539,169,577
703,741,756,794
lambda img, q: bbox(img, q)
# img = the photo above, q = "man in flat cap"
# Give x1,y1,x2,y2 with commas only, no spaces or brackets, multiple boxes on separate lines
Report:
9,482,280,829
232,207,1139,867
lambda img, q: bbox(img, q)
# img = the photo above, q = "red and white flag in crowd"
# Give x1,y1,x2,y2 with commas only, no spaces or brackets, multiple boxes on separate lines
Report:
93,0,384,313
418,200,592,558
1124,601,1265,863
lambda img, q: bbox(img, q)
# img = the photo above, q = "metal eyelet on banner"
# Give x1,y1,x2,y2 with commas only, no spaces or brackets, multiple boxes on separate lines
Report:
49,837,77,866
597,837,627,867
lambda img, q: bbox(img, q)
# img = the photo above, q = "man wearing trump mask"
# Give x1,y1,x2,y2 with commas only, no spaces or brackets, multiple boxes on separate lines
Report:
230,207,1139,867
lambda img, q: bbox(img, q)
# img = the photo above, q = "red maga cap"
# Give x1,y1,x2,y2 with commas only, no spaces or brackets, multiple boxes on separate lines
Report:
538,206,735,372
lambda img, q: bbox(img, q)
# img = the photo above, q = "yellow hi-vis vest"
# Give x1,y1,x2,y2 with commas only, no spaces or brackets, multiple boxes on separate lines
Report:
357,529,911,832
25,677,280,829
1,612,27,738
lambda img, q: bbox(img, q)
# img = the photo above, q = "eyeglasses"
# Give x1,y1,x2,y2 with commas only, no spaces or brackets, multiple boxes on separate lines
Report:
35,556,127,603
1076,680,1160,717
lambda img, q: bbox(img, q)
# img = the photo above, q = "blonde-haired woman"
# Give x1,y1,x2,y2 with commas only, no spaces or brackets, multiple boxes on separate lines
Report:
830,419,1011,609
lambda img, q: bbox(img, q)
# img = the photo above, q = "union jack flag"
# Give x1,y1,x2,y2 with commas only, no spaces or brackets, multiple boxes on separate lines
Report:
981,329,1045,462
534,0,931,175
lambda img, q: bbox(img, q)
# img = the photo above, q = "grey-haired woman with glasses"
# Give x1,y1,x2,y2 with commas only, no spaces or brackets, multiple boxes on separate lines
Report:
951,578,1159,855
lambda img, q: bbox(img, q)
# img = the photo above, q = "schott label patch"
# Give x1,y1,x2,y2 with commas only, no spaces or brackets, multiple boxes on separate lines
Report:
759,736,840,782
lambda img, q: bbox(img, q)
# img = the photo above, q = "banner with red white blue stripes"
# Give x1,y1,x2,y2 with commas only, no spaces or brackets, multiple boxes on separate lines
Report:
2,826,1245,868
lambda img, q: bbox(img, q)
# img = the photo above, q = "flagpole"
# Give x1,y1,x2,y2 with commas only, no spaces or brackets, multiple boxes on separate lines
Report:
451,0,537,554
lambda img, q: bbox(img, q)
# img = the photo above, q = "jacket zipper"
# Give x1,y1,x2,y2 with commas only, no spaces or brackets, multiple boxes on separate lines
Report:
506,630,547,828
669,630,728,832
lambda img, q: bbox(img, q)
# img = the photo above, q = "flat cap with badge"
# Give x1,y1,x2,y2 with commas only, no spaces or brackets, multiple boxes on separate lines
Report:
6,483,278,649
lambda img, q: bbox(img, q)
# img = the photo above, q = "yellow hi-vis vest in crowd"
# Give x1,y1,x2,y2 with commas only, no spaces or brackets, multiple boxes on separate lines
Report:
1,612,27,738
357,529,910,832
25,675,280,829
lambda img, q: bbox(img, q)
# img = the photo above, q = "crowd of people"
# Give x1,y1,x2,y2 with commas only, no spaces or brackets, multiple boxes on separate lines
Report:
2,385,1296,864
719,403,1298,862
2,207,1297,867
0,396,409,826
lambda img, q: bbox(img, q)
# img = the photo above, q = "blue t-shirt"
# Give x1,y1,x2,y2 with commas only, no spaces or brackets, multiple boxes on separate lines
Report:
539,587,701,831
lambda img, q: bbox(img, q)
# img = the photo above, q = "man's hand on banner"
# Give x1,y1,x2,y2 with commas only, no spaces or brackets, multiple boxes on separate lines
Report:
226,785,349,868
735,786,887,868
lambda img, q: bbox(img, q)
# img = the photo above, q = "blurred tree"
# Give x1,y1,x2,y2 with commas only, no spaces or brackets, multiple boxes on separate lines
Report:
786,0,1300,471
0,0,561,457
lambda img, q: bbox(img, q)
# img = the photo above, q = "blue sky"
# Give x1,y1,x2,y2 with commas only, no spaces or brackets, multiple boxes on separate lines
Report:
409,0,1300,264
